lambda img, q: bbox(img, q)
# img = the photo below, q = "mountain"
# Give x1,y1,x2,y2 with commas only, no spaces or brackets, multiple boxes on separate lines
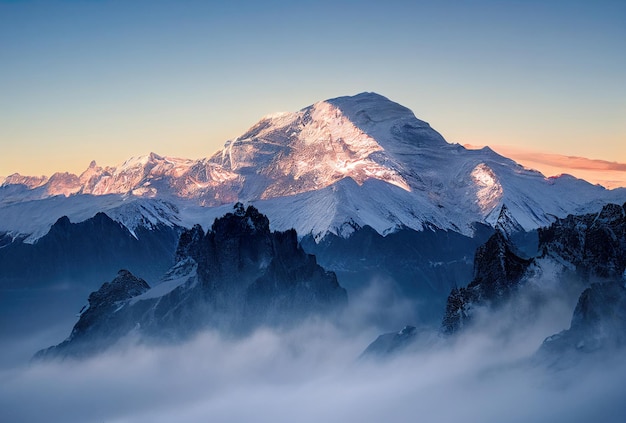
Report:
442,202,626,335
441,229,533,334
0,154,240,206
537,281,626,367
2,92,625,244
0,209,183,351
363,202,626,358
0,212,181,290
494,204,525,240
360,325,421,358
538,202,626,279
36,205,347,359
3,92,626,358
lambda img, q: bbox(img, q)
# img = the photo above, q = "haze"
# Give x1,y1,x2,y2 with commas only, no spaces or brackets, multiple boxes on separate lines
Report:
2,279,625,423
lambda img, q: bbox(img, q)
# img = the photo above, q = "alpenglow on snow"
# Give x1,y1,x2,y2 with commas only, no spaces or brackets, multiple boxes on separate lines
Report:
1,92,625,242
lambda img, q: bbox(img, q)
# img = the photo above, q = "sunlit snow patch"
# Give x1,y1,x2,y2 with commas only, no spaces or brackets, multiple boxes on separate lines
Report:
471,163,503,214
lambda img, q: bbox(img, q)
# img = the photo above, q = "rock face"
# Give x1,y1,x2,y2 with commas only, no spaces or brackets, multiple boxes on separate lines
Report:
0,212,181,290
494,204,524,240
441,231,532,333
441,203,626,335
36,270,151,359
364,202,626,359
538,202,626,280
538,282,626,366
360,326,419,358
37,205,347,358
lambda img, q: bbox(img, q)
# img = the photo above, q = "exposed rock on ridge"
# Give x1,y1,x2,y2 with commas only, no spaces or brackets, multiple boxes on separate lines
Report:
36,204,347,358
36,270,151,359
442,230,532,334
538,281,626,366
442,202,626,335
538,202,626,279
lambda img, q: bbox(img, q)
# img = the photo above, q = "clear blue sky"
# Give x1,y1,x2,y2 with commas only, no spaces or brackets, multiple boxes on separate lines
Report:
1,0,624,176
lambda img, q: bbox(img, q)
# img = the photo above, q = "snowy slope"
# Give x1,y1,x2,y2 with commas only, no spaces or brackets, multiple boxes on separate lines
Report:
1,92,624,241
0,153,242,207
0,195,184,242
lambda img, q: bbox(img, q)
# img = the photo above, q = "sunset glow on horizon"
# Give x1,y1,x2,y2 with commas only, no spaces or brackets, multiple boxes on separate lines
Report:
464,144,626,189
1,1,624,187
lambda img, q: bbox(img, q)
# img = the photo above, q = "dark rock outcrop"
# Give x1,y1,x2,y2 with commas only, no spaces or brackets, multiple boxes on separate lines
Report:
36,270,151,358
538,202,626,280
537,281,626,366
37,204,347,359
442,203,626,335
441,230,532,333
494,204,524,240
360,325,419,358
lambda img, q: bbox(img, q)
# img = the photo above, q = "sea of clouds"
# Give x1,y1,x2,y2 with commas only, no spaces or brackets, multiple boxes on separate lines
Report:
1,278,625,423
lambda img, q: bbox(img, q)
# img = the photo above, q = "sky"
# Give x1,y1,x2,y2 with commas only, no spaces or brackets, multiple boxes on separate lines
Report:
1,0,624,186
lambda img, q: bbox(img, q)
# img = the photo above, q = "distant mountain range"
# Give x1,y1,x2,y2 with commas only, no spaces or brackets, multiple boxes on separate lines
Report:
2,92,625,243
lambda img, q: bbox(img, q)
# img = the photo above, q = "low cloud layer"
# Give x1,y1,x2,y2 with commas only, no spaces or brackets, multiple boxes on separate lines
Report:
2,284,625,423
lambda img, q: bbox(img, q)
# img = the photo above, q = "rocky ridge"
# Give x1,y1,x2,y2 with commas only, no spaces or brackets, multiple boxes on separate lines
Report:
538,281,626,366
37,204,347,358
442,202,626,335
363,203,626,359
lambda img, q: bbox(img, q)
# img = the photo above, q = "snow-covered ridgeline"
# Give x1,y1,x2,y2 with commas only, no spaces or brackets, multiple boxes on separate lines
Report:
1,92,624,242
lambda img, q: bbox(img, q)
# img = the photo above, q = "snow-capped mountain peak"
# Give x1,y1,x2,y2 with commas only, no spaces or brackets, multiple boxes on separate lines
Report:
1,92,625,242
209,93,423,199
1,173,48,189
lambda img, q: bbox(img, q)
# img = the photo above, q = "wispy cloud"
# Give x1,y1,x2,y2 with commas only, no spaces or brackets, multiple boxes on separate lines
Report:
464,144,626,189
2,281,626,423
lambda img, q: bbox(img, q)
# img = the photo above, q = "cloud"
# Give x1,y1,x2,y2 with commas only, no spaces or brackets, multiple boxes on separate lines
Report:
505,150,626,172
2,285,625,423
464,144,626,189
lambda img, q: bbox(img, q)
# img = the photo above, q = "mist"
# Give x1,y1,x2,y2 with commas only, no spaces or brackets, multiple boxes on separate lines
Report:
2,280,625,423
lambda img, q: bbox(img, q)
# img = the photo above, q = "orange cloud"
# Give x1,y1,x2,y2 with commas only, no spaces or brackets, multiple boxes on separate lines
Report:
507,152,626,172
464,144,626,189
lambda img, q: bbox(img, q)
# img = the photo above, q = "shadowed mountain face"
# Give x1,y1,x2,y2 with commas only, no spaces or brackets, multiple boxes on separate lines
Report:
37,205,347,359
301,223,493,326
441,231,533,334
0,212,181,290
363,203,626,359
538,281,626,367
538,202,626,280
442,202,626,335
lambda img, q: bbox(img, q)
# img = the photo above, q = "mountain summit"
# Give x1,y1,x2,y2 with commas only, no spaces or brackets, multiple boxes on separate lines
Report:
208,92,438,199
1,92,625,240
